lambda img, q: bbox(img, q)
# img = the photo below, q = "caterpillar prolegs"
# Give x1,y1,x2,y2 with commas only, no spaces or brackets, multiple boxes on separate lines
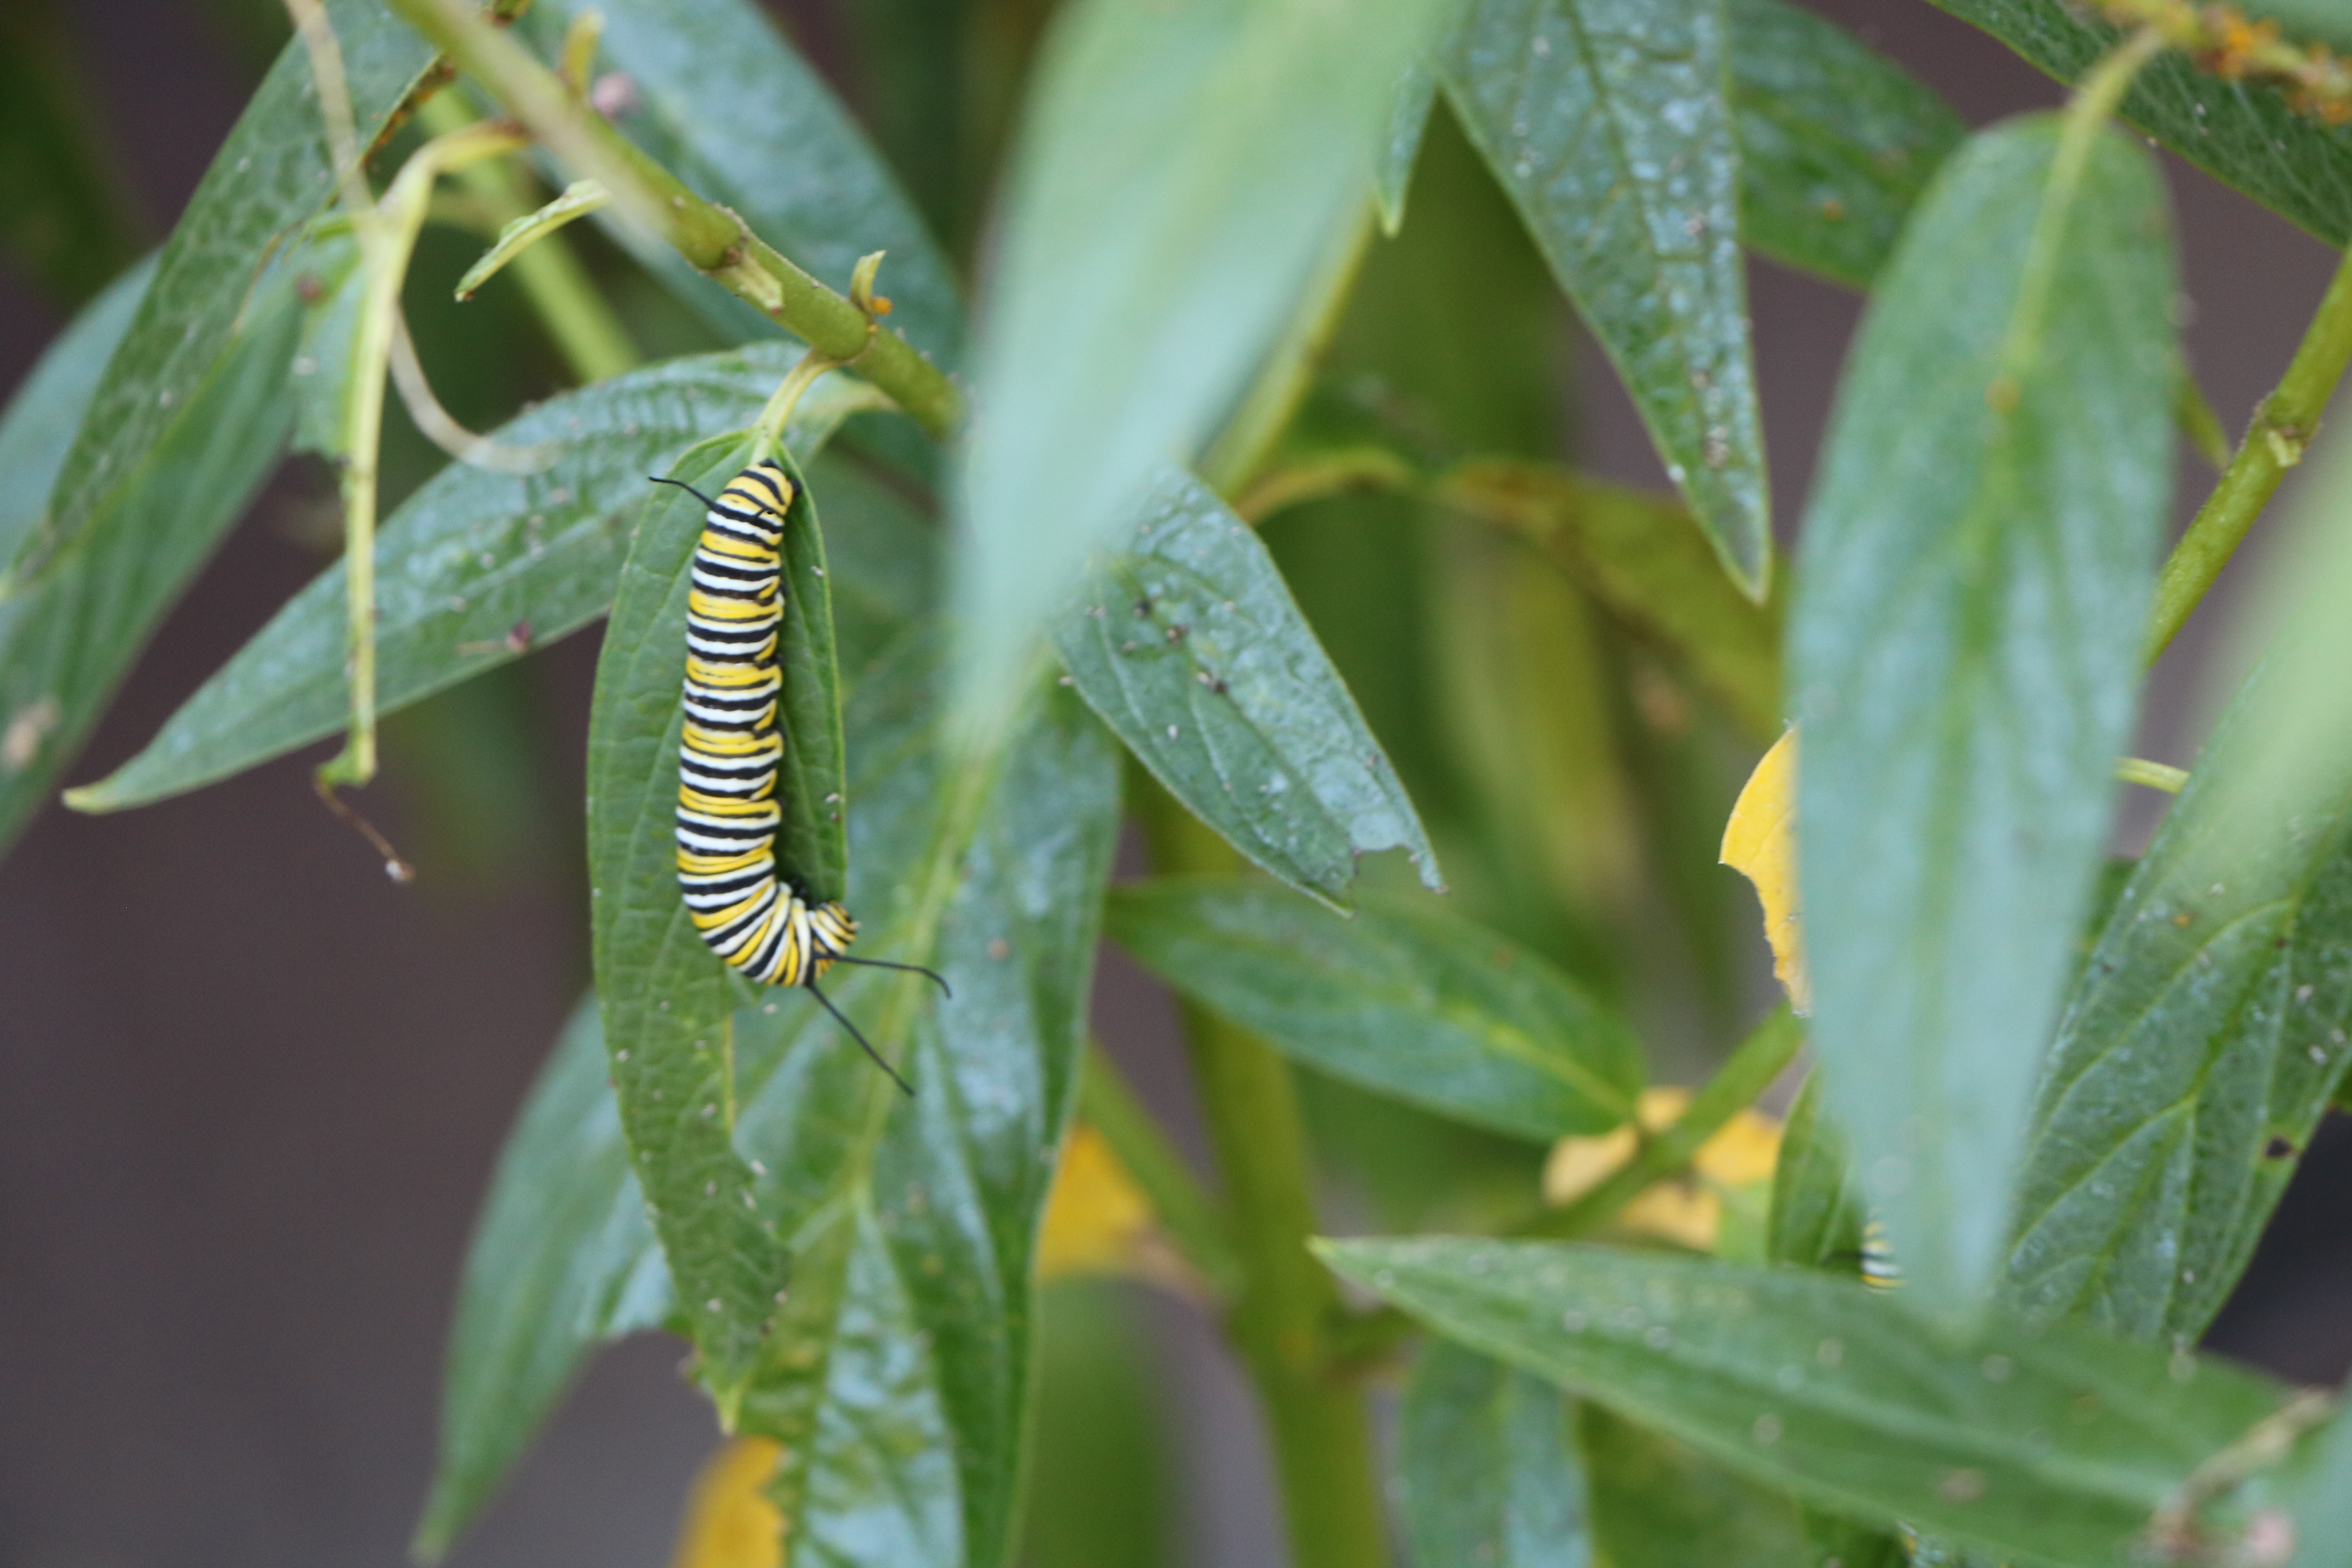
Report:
657,460,943,1091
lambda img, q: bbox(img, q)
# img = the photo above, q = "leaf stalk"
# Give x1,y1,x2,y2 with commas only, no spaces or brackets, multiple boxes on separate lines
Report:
2145,241,2352,661
380,0,962,437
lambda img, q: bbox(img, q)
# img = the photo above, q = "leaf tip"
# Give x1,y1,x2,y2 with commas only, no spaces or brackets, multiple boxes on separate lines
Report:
59,781,116,814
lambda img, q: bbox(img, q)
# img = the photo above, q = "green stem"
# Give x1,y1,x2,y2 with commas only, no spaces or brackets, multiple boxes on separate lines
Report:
1077,1045,1244,1301
2145,241,2352,662
2176,370,2231,472
416,91,639,383
2115,755,2188,793
383,0,962,437
1998,28,2161,383
1231,445,1419,524
1136,783,1390,1568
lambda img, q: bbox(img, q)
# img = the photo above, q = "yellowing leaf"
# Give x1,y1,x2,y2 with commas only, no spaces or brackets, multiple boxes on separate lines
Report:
1542,1122,1639,1206
1542,1087,1785,1253
1037,1123,1155,1281
1721,726,1809,1012
1693,1106,1782,1188
1619,1183,1722,1252
668,1438,782,1568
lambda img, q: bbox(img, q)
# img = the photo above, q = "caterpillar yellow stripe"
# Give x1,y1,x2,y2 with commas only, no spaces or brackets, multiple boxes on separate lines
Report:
662,461,944,1091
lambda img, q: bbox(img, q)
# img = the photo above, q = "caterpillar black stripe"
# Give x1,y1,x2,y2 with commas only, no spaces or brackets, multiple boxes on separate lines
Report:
656,461,944,1092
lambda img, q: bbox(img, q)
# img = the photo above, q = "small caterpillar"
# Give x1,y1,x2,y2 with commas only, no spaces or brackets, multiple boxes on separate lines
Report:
1859,1218,1902,1290
656,460,942,1092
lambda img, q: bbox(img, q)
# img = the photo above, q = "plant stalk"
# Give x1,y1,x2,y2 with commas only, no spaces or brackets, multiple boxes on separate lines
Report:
1077,1045,1245,1302
2145,240,2352,662
1135,783,1391,1568
414,90,639,383
383,0,962,437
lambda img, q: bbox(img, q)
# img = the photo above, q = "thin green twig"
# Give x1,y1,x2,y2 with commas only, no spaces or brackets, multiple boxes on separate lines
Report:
382,0,961,437
417,91,637,382
2146,241,2352,662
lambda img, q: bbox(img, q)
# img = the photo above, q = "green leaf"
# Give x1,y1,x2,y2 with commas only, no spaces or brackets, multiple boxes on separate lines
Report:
585,432,835,1399
6,0,436,588
0,259,151,563
950,0,1453,726
417,532,935,1558
2002,655,2352,1341
520,0,964,367
1320,1239,2307,1568
1767,1071,1866,1279
1789,117,2178,1311
2288,1401,2352,1568
1441,461,1782,747
729,648,1122,1568
1107,877,1641,1141
1398,1340,1589,1568
1579,1405,1814,1568
1443,0,1770,595
1378,58,1441,236
414,998,671,1562
1725,0,1965,289
2246,1,2352,50
1050,468,1439,902
1929,0,2352,246
1426,519,1641,935
72,348,875,814
0,250,303,859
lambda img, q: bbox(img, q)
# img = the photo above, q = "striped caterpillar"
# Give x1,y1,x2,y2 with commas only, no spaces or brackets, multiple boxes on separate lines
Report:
657,460,942,1091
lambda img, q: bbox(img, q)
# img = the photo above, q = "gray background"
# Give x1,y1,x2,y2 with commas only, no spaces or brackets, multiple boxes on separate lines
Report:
1,3,2346,1566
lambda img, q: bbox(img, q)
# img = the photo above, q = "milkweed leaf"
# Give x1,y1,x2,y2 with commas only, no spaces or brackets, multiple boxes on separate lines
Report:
1051,467,1439,902
1789,117,2177,1313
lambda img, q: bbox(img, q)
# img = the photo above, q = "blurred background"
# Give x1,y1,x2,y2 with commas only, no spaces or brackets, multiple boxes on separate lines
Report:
2,2,2347,1566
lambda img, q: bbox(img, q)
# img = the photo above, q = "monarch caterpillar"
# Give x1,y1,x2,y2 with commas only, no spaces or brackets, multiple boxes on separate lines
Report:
1859,1218,1902,1290
655,460,944,1093
1825,1217,1903,1289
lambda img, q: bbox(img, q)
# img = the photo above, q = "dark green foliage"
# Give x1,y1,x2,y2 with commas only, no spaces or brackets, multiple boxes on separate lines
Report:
1053,469,1440,905
1930,0,2352,245
1444,0,1770,594
1325,1239,2309,1568
17,1,2352,1563
1110,877,1641,1141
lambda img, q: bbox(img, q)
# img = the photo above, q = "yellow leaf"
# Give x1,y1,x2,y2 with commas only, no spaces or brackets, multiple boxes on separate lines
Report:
1692,1106,1782,1187
1619,1183,1722,1251
1037,1123,1154,1281
668,1438,783,1568
1721,726,1809,1012
1540,1122,1638,1205
1541,1086,1785,1253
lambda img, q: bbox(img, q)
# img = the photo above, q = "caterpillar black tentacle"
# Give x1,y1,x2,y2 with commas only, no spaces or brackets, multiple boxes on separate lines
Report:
666,459,943,1092
808,977,912,1096
824,954,954,998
